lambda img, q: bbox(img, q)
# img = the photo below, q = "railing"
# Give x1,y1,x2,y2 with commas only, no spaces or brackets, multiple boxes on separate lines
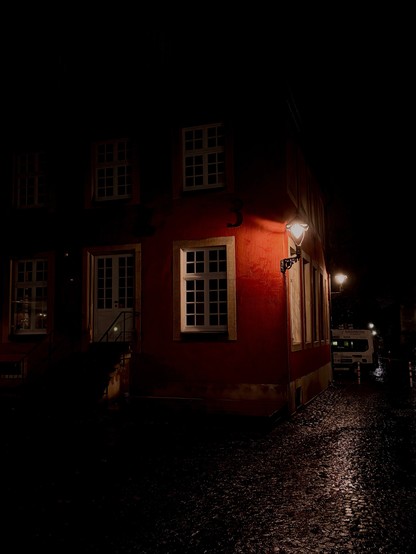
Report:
98,311,138,343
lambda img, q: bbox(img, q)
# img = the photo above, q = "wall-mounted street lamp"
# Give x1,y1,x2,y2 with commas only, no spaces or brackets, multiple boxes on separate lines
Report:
334,273,348,292
280,219,309,274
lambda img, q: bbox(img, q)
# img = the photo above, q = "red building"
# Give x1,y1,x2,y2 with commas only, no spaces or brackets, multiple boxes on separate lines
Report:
0,87,332,418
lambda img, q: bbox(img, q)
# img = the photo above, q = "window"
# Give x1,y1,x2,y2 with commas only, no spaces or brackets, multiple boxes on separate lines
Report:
182,123,225,191
288,240,302,349
313,266,320,342
93,139,133,201
83,244,141,343
173,237,236,339
303,257,312,345
319,272,325,342
13,152,47,208
11,258,48,335
184,247,227,330
322,273,330,342
331,339,369,352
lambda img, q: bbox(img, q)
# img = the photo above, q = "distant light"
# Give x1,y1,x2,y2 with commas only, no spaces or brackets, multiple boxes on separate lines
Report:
334,273,348,287
333,273,348,292
368,322,374,329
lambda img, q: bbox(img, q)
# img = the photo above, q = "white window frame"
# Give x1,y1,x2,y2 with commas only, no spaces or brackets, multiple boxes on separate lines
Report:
182,123,225,191
173,237,236,340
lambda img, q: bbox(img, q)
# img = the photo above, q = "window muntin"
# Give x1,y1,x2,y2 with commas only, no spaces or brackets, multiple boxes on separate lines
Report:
12,258,48,334
14,152,47,208
94,139,132,201
183,123,225,191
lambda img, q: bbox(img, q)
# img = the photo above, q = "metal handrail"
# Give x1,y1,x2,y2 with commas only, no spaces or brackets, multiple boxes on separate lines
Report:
98,311,136,343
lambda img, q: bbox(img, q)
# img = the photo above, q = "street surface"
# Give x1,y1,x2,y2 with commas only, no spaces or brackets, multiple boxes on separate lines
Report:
1,359,415,553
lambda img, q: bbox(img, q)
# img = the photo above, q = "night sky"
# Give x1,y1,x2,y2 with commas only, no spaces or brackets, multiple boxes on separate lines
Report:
282,11,414,311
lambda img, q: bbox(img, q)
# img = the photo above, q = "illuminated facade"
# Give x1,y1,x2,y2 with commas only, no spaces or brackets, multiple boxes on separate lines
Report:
0,99,331,418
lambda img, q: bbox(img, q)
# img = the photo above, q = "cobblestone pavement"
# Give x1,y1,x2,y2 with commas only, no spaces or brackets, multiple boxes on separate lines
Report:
2,361,416,553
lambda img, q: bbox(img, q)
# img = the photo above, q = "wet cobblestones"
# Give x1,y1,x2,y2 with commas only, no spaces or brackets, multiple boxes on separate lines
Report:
2,363,416,553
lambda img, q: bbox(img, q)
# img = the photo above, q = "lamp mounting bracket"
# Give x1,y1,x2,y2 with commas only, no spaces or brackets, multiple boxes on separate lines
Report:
280,246,301,274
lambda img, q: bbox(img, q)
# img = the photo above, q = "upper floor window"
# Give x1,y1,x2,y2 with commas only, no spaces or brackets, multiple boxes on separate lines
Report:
11,258,48,335
173,237,236,340
93,139,133,201
182,123,225,191
13,152,47,208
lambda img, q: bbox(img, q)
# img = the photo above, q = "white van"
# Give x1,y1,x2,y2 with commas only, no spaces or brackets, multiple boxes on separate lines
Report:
331,328,377,372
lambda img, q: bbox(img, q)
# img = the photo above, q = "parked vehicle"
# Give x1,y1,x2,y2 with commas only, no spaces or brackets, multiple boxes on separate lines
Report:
331,328,377,374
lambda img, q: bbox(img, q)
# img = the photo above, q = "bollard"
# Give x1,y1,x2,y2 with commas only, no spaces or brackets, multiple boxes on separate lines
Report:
357,361,361,384
409,361,413,388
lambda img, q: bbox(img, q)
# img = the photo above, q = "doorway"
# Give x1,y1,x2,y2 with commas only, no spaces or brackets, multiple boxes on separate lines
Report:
84,245,141,344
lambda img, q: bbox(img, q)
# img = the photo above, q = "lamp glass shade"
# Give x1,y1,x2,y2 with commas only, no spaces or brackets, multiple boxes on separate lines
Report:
287,222,309,243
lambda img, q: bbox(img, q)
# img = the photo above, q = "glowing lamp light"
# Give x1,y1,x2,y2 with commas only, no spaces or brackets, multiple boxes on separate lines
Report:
287,221,309,243
334,273,348,291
